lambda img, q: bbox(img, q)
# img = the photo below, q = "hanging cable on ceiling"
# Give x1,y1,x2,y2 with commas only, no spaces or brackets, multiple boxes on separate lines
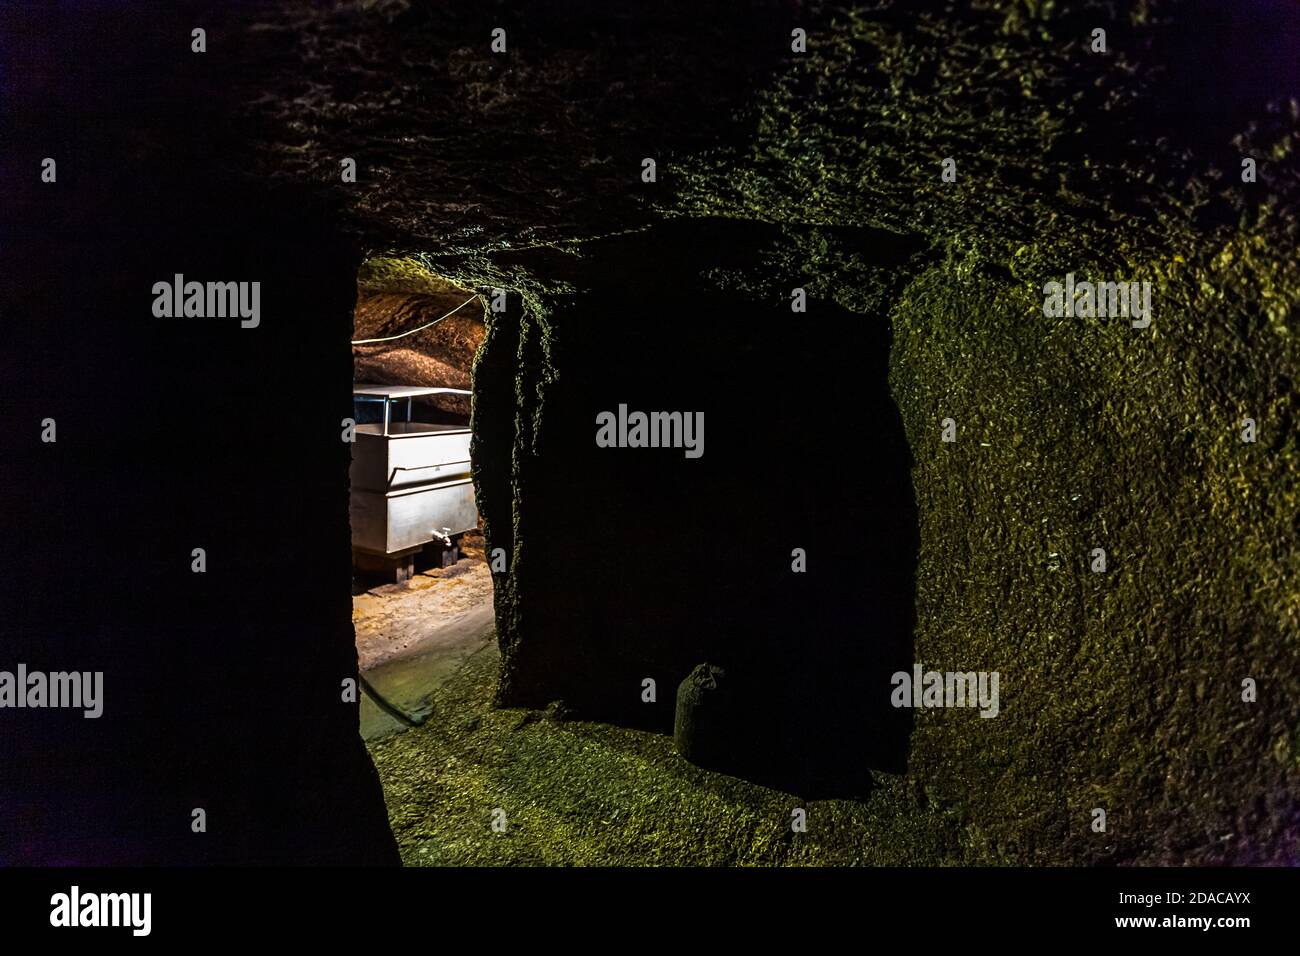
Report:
351,293,481,345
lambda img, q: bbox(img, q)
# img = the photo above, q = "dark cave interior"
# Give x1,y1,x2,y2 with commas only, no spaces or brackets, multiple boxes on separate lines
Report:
2,0,1298,866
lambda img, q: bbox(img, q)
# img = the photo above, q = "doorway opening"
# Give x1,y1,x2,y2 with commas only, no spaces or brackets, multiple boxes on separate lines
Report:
348,258,495,741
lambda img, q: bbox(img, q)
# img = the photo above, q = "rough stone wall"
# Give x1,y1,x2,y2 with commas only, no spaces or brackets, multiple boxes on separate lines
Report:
1,1,399,862
666,0,1300,862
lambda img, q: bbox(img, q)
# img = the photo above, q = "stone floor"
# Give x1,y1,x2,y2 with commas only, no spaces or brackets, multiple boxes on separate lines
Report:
365,639,959,867
353,541,496,741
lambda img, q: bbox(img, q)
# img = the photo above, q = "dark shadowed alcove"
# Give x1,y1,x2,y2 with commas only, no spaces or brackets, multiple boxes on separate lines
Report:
467,218,921,796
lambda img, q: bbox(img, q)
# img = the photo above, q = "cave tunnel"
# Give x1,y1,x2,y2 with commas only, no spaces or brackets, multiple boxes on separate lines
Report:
346,268,494,738
349,223,920,801
4,0,1299,872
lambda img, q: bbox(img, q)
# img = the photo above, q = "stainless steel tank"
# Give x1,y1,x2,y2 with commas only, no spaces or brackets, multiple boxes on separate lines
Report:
349,386,477,556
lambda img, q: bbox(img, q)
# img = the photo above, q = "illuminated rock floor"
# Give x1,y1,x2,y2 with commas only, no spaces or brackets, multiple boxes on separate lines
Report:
366,644,960,867
353,539,496,740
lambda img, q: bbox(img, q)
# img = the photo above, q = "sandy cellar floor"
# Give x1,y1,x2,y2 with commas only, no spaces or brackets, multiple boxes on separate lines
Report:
353,533,494,671
353,533,496,740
